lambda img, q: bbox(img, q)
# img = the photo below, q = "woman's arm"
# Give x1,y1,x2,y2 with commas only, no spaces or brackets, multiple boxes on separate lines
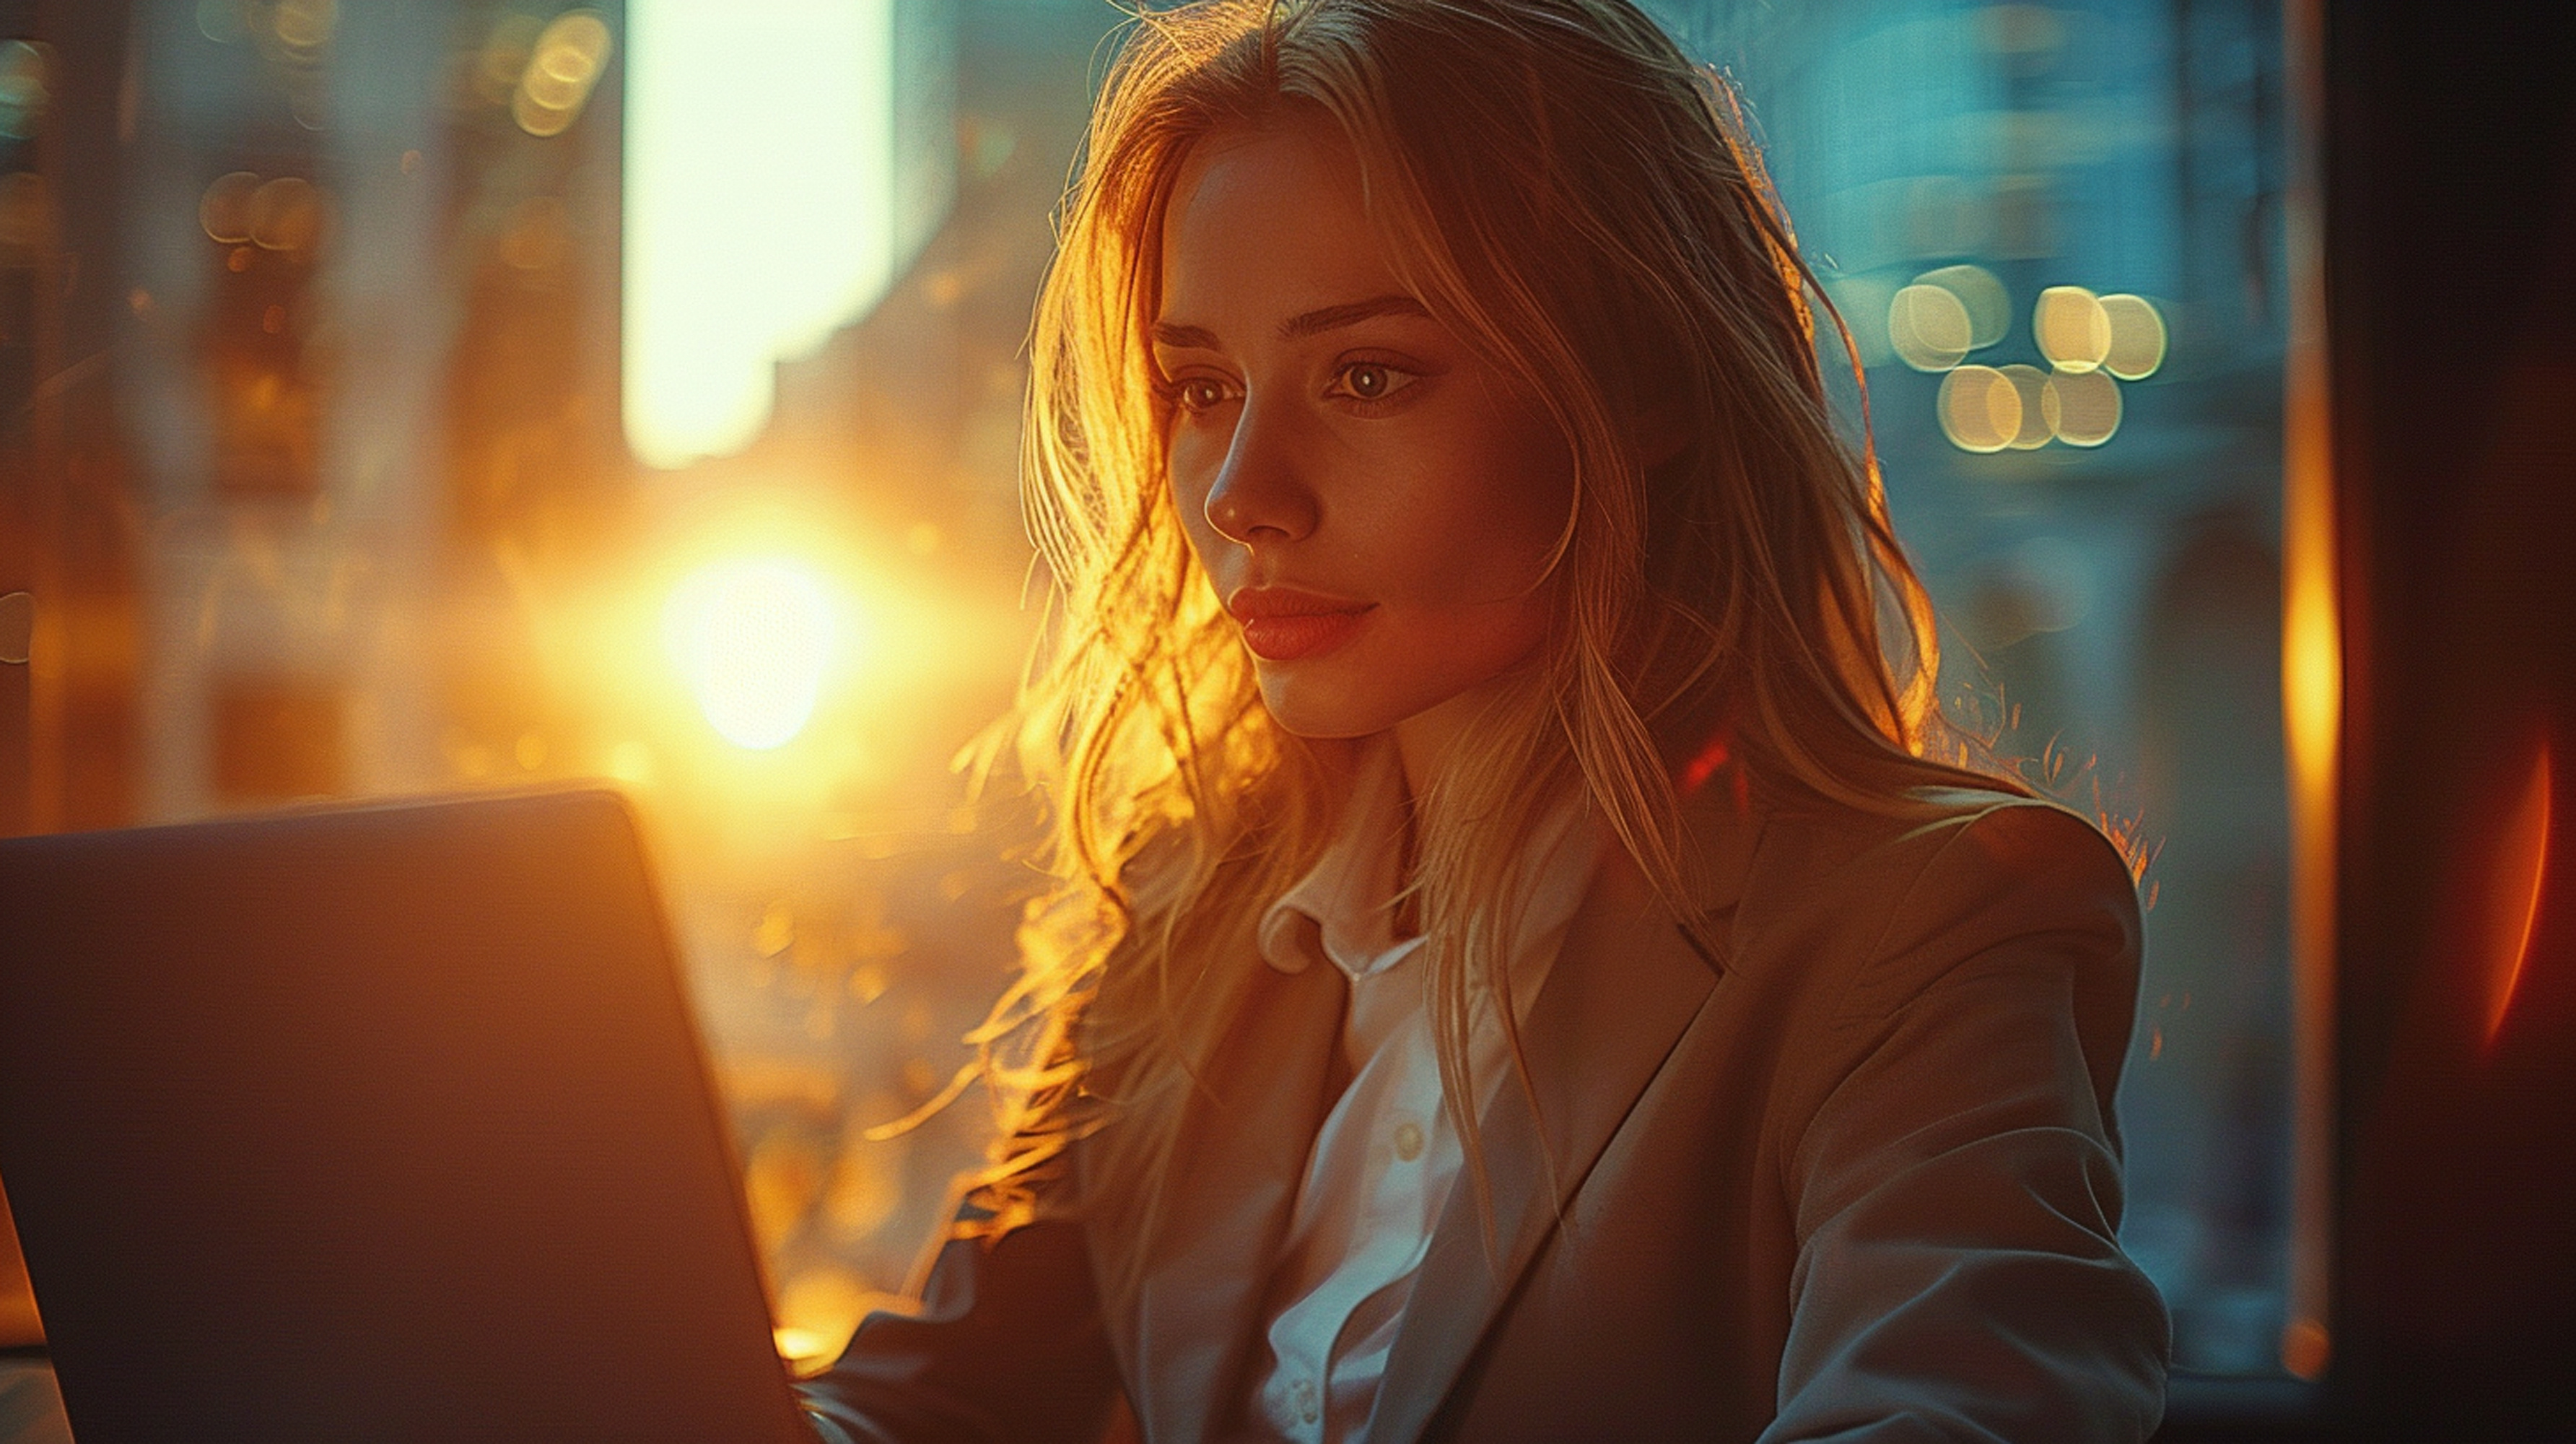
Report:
797,1205,1123,1444
1763,801,2171,1443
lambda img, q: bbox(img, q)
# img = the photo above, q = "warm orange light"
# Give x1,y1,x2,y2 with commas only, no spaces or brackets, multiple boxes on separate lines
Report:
0,1178,41,1347
772,1265,888,1378
774,1326,837,1376
2282,0,2337,1375
2282,1314,2330,1380
664,559,841,750
2484,744,2552,1049
2282,579,2338,804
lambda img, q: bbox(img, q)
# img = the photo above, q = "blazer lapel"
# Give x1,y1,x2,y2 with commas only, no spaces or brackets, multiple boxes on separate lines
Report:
1131,956,1348,1444
1363,804,1765,1444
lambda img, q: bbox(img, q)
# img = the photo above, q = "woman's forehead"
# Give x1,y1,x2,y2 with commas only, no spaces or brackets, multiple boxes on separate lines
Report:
1156,119,1419,339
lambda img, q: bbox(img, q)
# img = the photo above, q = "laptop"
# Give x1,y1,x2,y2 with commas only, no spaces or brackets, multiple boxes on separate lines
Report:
0,788,815,1443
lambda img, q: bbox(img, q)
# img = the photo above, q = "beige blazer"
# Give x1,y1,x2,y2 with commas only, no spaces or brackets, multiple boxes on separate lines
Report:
802,786,2171,1443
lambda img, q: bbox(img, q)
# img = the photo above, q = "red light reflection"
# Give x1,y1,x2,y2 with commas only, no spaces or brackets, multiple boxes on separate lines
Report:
2484,742,2552,1050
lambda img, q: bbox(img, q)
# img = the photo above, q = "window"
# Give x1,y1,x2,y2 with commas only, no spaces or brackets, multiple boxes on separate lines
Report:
1658,0,2305,1383
1,0,2310,1391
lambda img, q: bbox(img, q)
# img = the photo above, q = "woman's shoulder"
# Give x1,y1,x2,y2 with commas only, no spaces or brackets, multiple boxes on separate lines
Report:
1742,780,2132,900
1717,780,2143,1008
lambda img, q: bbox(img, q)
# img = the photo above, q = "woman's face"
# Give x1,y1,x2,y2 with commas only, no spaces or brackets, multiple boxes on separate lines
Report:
1153,116,1573,747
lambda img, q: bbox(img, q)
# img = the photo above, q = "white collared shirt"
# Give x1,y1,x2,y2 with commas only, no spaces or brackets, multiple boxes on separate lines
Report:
1246,741,1599,1444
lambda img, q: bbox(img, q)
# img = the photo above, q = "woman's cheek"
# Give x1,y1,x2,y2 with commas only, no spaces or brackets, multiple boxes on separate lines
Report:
1366,492,1560,609
1165,456,1219,560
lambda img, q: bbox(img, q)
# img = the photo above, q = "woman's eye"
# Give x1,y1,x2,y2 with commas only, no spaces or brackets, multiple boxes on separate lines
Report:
1171,377,1231,412
1333,362,1418,404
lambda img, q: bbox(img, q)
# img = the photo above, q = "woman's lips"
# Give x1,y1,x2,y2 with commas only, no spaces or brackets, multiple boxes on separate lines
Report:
1240,609,1371,661
1228,588,1375,662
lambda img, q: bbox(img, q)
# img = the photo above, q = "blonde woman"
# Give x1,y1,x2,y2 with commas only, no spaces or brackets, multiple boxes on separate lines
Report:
803,0,2170,1438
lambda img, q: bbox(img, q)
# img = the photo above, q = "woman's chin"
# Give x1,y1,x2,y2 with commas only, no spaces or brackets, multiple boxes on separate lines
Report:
1252,674,1410,741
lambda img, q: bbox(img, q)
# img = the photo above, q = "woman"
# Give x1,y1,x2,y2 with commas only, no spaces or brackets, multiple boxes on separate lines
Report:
803,0,2171,1438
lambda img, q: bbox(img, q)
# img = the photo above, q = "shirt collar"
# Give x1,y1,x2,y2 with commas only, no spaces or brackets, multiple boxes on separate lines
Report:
1257,736,1600,985
1259,738,1411,978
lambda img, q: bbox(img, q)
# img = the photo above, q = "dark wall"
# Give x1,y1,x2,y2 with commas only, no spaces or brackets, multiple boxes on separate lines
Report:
2327,3,2576,1439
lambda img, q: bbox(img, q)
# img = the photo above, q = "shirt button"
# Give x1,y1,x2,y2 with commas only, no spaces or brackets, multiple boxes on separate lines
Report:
1392,1119,1425,1161
1291,1376,1319,1425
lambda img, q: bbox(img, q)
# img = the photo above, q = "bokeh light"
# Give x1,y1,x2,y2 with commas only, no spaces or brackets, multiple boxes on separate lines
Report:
2034,284,2113,373
475,14,541,107
1997,363,2053,449
2100,292,2169,380
1937,363,2020,452
1916,264,2011,349
0,591,30,666
0,40,48,141
1889,282,1973,372
665,560,842,751
198,170,258,243
271,0,336,54
515,10,612,138
2042,367,2123,445
248,175,326,253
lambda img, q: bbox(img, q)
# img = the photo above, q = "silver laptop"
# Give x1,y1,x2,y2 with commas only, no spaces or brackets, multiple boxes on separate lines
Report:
0,788,813,1443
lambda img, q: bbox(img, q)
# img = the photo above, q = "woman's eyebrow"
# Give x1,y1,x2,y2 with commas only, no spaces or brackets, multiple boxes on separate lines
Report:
1277,293,1433,339
1149,294,1434,352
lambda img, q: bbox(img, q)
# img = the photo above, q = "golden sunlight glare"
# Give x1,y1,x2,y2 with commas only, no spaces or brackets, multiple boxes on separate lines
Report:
665,560,842,750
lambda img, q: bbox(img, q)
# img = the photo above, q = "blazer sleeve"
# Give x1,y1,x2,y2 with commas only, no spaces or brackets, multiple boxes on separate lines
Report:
795,1204,1123,1444
1760,801,2171,1443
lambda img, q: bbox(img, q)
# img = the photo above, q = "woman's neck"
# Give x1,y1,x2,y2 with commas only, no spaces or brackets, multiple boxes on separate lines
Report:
1391,674,1498,805
1386,677,1504,939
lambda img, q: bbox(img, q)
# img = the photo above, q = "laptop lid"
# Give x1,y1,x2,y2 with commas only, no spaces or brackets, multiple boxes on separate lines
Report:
0,1173,37,1349
0,788,813,1443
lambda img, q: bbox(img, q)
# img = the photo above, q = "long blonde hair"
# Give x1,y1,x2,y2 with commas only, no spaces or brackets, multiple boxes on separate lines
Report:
954,0,2016,1299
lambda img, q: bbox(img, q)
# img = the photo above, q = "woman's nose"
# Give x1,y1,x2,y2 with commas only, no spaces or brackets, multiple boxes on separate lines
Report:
1202,399,1318,545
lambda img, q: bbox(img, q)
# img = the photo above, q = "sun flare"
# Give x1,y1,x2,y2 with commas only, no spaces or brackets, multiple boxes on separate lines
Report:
664,559,842,750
